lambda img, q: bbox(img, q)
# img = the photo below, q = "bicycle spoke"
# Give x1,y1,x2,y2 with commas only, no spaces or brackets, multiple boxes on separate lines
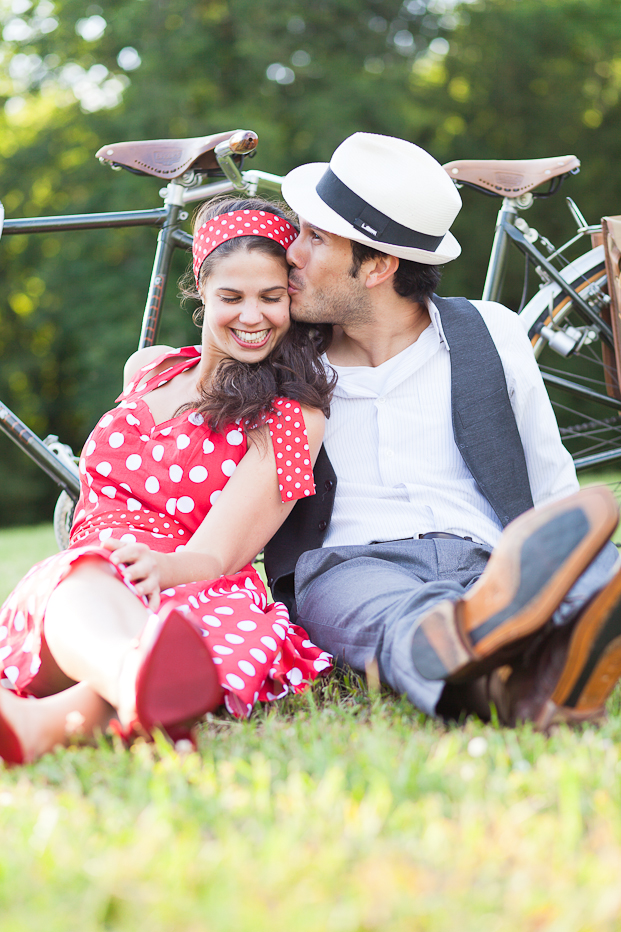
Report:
540,366,609,389
535,273,621,476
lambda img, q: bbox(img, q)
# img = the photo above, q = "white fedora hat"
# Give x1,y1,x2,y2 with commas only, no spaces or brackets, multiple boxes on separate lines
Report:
282,132,461,265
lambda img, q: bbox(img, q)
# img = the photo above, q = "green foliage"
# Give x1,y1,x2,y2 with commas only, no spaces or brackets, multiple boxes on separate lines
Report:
409,0,621,301
1,0,621,523
0,0,445,525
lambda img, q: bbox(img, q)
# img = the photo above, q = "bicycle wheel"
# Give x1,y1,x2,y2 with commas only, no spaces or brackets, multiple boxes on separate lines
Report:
518,244,621,501
53,490,76,551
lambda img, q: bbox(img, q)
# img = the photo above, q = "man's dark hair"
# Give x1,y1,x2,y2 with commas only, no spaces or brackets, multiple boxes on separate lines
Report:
350,240,442,302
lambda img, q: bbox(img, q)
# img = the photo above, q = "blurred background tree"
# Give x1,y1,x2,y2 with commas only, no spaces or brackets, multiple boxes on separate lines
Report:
0,0,620,525
409,0,621,302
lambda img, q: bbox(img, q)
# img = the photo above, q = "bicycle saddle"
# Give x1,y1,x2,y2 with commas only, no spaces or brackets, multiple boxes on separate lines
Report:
96,130,256,179
443,155,580,197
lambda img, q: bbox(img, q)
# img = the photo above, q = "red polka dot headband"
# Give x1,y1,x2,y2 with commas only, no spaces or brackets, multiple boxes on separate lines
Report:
192,210,298,285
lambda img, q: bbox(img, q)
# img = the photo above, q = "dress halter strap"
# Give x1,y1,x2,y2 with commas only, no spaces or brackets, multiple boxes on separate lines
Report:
116,347,316,505
116,347,201,403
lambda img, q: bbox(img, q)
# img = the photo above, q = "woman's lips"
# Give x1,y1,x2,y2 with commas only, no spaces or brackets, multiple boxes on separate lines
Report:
230,328,271,348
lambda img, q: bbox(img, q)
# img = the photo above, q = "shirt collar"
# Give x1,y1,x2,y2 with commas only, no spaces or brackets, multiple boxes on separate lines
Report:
427,298,450,350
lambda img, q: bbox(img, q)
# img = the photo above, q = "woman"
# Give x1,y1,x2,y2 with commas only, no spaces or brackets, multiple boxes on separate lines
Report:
0,196,334,764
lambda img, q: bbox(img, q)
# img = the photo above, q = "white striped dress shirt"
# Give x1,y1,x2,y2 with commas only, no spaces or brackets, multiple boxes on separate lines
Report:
321,299,579,550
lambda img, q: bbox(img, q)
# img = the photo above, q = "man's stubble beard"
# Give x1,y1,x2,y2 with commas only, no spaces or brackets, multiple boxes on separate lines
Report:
290,281,373,328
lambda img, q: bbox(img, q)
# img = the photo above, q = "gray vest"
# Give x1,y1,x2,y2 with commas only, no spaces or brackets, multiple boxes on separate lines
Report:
264,296,534,617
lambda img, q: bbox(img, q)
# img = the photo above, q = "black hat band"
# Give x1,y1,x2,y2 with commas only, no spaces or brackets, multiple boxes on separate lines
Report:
316,168,444,251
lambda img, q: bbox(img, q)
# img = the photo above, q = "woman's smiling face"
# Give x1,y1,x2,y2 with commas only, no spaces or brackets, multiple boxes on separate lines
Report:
198,247,291,364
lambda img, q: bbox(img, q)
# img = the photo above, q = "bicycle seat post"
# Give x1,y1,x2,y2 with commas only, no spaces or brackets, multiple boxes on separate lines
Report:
139,181,188,349
482,197,518,303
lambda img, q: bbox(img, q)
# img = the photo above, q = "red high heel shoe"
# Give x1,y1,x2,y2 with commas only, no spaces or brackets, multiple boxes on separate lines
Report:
121,605,223,739
0,703,24,766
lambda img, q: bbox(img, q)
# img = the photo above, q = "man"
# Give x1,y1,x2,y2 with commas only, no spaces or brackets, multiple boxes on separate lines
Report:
264,132,621,728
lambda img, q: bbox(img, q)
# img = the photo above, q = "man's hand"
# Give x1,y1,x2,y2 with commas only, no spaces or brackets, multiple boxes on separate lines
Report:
101,538,162,611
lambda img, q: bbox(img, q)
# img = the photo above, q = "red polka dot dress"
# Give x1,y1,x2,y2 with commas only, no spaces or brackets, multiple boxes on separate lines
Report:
0,348,332,717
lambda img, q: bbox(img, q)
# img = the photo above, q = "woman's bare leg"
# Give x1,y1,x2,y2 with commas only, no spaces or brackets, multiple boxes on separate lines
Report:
1,555,211,763
43,556,151,722
0,557,146,761
0,556,148,762
0,682,113,763
27,638,78,698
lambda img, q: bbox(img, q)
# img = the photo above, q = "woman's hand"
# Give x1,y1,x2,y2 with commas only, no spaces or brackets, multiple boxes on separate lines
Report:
101,538,162,611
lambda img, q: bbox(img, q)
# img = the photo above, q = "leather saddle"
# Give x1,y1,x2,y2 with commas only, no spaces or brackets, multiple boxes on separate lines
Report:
95,129,256,180
443,155,580,197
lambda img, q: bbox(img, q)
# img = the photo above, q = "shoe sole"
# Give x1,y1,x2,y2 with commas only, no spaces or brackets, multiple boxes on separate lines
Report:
135,607,223,734
534,565,621,731
412,486,619,682
0,707,24,766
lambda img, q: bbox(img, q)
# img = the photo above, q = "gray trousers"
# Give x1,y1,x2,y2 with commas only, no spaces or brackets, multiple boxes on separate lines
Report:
295,538,620,716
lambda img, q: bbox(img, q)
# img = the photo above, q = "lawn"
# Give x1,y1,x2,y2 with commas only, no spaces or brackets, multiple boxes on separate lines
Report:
1,521,621,931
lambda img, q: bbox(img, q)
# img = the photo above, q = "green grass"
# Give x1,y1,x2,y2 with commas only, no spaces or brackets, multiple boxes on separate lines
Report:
579,470,621,542
2,524,621,930
0,523,57,605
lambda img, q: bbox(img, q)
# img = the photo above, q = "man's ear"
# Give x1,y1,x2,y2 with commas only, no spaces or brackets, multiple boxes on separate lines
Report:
364,253,400,290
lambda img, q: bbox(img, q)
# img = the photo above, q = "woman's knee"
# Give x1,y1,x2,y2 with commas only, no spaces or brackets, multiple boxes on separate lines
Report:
59,555,117,586
47,555,119,607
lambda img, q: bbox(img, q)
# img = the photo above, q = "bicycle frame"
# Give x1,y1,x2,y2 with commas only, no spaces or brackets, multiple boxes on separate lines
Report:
0,164,285,501
481,196,621,458
3,140,620,518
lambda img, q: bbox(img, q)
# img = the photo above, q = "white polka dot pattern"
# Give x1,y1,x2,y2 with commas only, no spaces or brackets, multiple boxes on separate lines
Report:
192,210,297,284
0,346,330,718
267,399,316,502
145,475,160,494
189,465,208,483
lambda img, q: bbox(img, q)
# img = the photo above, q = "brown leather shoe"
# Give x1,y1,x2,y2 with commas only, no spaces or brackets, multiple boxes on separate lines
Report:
492,563,621,730
411,486,619,683
436,677,493,722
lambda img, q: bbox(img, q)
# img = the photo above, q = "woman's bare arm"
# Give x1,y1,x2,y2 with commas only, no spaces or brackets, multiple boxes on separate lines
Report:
150,404,325,589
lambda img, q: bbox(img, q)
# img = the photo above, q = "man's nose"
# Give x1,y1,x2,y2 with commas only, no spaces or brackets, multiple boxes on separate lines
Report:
286,238,302,267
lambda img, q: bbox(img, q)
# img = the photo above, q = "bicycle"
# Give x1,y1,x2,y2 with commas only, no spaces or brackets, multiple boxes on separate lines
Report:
443,154,620,496
1,134,619,550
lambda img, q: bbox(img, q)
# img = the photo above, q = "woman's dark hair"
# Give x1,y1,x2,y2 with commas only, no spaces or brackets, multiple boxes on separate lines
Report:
350,240,442,302
179,196,334,433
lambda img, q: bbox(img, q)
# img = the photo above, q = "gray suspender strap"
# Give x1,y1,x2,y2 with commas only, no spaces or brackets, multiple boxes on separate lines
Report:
433,295,534,527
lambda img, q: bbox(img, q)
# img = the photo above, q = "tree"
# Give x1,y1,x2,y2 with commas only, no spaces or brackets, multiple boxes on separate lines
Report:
1,0,621,525
0,0,446,524
406,0,621,301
